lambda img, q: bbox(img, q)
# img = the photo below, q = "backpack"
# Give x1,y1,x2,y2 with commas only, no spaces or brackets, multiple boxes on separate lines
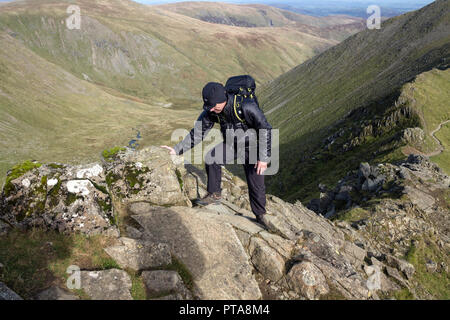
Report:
225,75,259,124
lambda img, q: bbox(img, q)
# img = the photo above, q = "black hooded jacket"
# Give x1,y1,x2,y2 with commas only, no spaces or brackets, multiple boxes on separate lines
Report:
173,93,272,162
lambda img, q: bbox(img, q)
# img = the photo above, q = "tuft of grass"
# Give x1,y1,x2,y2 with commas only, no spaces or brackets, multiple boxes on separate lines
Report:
127,269,147,300
102,147,126,162
393,288,415,300
319,283,347,300
2,160,42,196
165,256,194,291
402,237,450,300
334,207,370,223
175,169,184,191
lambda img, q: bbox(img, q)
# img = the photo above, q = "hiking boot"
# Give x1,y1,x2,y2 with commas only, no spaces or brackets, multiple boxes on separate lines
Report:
194,192,222,206
255,214,270,230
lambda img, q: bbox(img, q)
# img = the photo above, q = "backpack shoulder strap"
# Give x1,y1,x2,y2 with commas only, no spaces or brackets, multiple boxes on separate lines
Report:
233,92,258,124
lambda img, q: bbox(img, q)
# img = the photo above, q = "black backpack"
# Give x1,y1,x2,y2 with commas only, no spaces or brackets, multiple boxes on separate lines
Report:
225,75,259,124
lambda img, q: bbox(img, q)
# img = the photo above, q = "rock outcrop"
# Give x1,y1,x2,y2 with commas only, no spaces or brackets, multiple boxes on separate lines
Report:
2,146,446,300
0,282,23,300
307,154,449,299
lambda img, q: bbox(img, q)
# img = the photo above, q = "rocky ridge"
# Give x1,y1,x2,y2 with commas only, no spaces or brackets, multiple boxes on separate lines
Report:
1,146,447,300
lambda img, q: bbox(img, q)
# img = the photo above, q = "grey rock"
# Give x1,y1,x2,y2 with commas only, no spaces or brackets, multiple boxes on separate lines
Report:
364,264,399,293
400,128,425,145
142,270,192,299
104,237,171,271
397,167,411,180
287,262,329,300
125,225,142,239
403,186,435,213
341,241,367,266
425,260,437,273
103,146,188,206
385,266,408,287
80,269,133,300
386,255,415,279
0,282,23,300
0,162,116,236
249,237,285,282
258,231,295,260
359,162,371,179
34,286,79,300
132,206,261,300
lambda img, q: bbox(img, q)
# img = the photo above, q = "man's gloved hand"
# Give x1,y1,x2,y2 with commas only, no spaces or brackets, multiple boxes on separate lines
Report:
255,161,268,175
160,145,176,155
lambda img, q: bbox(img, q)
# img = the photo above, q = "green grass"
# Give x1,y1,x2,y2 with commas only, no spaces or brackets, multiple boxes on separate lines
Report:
164,256,195,292
127,269,147,300
102,147,126,162
334,207,371,223
2,160,42,196
393,288,415,300
403,237,450,300
0,228,118,299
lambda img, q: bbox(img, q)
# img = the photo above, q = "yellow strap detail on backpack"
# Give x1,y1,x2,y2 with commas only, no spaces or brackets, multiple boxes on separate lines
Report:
233,94,245,123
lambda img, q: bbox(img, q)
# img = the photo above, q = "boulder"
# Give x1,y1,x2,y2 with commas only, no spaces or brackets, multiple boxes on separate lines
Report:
400,127,425,145
34,286,79,300
287,262,329,300
142,270,192,299
104,237,171,271
130,205,261,300
385,255,415,279
103,146,188,206
248,237,285,282
0,282,22,300
0,162,117,236
80,269,133,300
403,186,435,213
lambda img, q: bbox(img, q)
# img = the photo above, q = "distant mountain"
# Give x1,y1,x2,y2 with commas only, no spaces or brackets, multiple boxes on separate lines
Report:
268,0,435,18
258,0,449,202
156,1,364,41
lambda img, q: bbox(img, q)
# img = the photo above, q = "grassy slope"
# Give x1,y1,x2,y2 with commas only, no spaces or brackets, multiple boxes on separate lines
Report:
0,0,356,185
0,0,340,105
400,68,450,174
257,0,450,201
0,31,196,185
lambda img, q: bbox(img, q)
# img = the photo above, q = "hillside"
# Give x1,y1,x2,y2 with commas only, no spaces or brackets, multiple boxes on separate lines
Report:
155,1,364,41
0,0,347,104
258,0,450,202
0,30,198,185
0,0,359,184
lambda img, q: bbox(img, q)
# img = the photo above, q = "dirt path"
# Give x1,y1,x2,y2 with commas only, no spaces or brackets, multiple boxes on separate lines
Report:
426,119,450,157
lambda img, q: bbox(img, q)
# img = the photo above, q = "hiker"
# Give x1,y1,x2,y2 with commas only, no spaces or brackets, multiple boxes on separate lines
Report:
161,75,272,228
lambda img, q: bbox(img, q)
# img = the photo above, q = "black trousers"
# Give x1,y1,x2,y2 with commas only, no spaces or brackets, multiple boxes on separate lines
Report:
205,142,266,216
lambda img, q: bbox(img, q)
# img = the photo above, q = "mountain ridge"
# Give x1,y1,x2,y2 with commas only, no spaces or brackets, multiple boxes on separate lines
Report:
257,0,449,202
